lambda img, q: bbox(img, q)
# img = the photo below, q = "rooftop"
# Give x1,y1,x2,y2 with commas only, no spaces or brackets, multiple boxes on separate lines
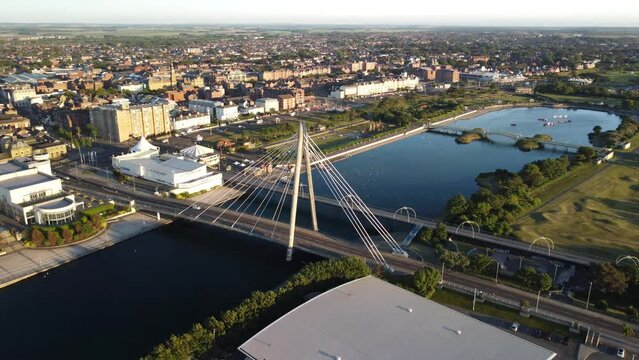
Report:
0,172,58,190
239,276,556,360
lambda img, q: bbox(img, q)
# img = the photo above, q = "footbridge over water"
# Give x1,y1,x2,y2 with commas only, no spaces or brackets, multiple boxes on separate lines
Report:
428,125,600,153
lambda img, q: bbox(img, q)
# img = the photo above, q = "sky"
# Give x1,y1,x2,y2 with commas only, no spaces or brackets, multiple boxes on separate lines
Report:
1,0,638,27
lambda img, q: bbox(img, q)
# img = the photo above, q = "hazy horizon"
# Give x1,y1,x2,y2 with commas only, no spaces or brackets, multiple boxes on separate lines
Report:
2,0,638,27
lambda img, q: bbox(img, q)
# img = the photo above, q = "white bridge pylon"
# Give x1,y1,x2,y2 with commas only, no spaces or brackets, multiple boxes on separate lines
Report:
180,122,405,269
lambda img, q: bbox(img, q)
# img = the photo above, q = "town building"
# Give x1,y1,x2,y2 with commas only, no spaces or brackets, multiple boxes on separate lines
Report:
188,99,224,119
260,66,331,81
239,276,557,360
330,76,420,99
111,137,223,195
277,94,296,111
0,114,30,131
172,113,211,131
0,84,37,105
215,104,239,122
117,83,145,93
179,144,220,167
147,76,173,91
89,100,171,142
436,68,461,83
0,155,83,225
32,141,67,160
256,98,279,113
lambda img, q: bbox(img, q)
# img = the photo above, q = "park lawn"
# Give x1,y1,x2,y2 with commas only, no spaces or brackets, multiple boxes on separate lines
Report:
512,134,639,259
431,288,571,337
540,93,622,107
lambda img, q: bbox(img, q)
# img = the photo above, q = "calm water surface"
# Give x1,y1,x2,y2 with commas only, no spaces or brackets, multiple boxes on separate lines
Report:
311,107,620,217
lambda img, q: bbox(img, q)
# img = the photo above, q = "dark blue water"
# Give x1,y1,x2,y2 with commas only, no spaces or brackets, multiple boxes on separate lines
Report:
310,107,620,218
0,222,319,360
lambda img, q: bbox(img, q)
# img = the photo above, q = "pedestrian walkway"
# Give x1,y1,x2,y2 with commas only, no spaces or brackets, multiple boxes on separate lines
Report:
0,212,169,288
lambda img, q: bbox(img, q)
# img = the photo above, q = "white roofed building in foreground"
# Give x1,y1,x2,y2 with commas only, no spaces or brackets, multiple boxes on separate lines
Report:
0,154,83,225
239,276,556,360
112,137,222,194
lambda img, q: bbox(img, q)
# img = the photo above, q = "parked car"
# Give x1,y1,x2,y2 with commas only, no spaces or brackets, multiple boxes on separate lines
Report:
617,348,625,358
510,322,519,332
561,336,571,345
192,205,201,211
534,329,543,338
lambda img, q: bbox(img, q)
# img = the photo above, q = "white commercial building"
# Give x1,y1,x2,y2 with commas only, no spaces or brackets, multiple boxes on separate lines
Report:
330,76,420,99
240,276,557,360
117,83,145,93
188,99,224,118
256,98,279,113
240,106,265,116
0,155,83,225
112,137,223,194
215,104,239,122
179,144,220,167
172,113,211,131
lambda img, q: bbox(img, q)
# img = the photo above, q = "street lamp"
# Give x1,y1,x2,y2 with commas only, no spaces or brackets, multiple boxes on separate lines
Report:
585,281,593,311
455,220,481,239
393,206,416,223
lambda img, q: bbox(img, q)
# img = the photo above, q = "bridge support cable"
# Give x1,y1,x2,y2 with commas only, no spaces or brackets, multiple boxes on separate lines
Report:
229,146,298,228
178,134,298,218
303,142,392,266
305,147,387,266
207,138,298,224
305,134,405,255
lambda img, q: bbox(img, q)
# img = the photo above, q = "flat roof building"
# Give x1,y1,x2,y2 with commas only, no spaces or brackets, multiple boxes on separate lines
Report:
239,276,556,360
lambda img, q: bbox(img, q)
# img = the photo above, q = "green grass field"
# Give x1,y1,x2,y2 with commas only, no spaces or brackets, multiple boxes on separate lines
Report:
432,289,571,337
539,93,622,107
513,134,639,259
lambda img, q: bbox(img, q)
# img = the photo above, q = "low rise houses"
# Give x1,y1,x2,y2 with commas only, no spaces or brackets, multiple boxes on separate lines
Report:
172,113,210,131
188,99,224,118
0,155,83,225
111,137,223,195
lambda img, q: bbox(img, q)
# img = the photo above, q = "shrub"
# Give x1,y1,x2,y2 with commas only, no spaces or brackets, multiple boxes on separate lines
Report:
595,299,609,311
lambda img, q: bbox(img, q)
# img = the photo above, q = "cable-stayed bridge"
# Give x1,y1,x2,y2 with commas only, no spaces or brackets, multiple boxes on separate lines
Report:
178,122,407,269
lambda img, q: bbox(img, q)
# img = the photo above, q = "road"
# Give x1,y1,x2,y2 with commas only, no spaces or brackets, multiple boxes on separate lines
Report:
59,172,639,352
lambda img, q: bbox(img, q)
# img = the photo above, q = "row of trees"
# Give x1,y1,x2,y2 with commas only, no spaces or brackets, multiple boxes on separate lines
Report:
589,116,639,147
28,213,104,247
586,262,639,321
445,153,593,236
145,257,373,359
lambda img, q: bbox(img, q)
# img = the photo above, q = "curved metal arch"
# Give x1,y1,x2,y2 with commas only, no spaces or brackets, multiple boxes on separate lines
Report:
528,236,555,256
616,255,639,266
393,206,417,223
455,220,481,239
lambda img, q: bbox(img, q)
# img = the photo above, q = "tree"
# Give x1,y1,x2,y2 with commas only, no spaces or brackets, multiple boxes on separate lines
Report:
413,267,441,298
434,223,448,243
537,273,553,292
576,147,596,162
61,228,73,244
515,267,539,289
591,263,628,295
592,125,603,135
520,299,531,311
91,213,102,228
46,230,59,246
469,254,496,275
519,163,546,188
418,228,433,244
439,250,470,271
623,323,635,337
445,194,469,221
31,228,44,246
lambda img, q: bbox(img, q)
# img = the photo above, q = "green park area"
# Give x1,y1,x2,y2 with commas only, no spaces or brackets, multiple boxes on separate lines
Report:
513,134,639,259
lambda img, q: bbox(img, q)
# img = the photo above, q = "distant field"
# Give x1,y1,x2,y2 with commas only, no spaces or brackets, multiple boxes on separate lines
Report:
513,134,639,259
539,93,622,107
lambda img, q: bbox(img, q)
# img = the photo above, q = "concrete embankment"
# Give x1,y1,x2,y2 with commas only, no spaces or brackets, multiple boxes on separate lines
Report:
0,212,170,288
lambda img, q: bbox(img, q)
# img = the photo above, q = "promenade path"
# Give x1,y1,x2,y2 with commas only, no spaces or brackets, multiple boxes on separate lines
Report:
0,212,168,287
